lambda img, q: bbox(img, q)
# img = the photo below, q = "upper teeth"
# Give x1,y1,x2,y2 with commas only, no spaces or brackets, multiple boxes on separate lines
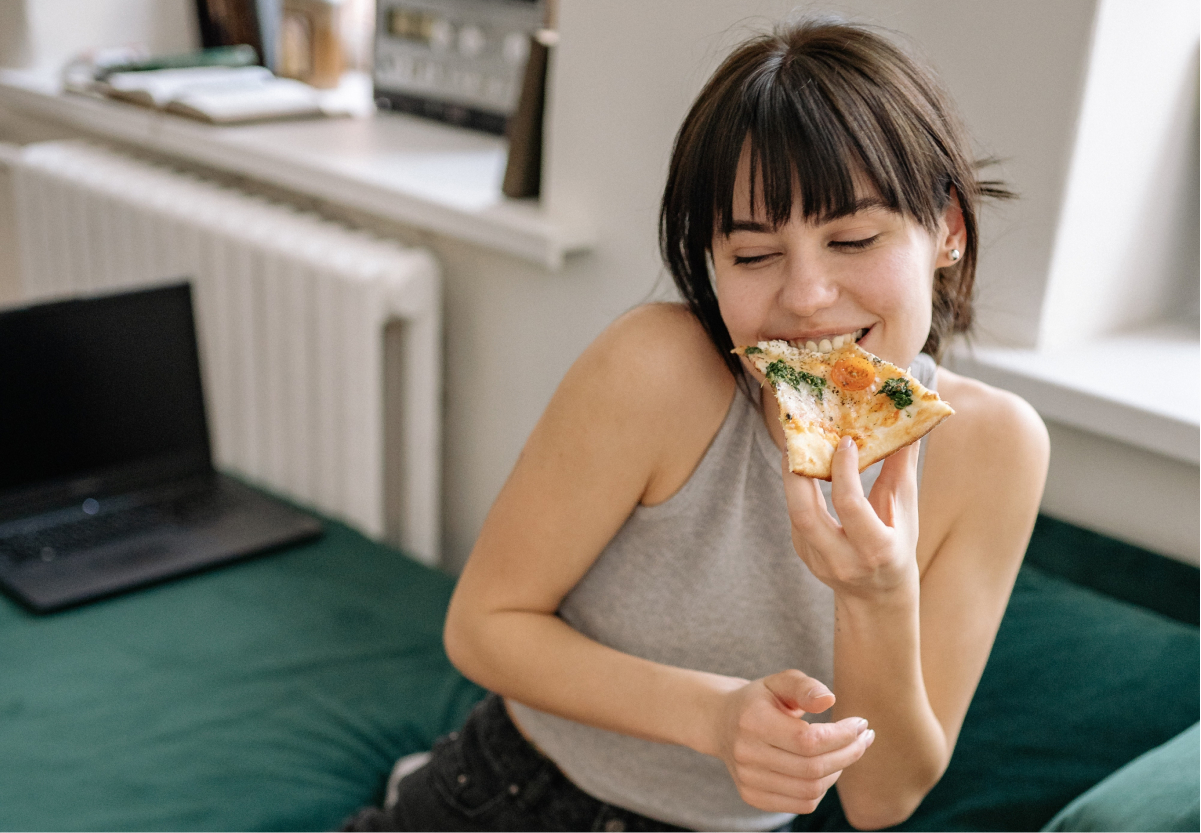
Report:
795,329,865,353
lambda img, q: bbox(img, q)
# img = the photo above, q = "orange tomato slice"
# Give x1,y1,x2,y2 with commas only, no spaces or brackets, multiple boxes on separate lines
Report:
831,356,876,391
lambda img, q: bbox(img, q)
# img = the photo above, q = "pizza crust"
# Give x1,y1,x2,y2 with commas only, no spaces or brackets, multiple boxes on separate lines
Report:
734,340,954,481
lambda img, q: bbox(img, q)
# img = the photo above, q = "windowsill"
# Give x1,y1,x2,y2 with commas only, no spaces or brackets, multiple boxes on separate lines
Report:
948,322,1200,464
0,69,593,269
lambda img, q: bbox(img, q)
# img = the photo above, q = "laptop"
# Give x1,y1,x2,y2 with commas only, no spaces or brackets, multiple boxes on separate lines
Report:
0,282,323,613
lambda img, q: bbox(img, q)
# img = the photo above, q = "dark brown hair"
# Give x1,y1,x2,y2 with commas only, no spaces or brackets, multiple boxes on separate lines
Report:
659,18,1011,384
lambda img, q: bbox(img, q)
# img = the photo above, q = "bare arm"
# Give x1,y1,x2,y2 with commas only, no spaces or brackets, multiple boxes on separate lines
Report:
781,373,1049,829
445,305,873,815
444,305,737,750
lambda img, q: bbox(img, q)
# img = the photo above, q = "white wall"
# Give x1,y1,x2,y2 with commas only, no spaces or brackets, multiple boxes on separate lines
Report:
0,0,197,72
412,0,1190,572
0,143,21,305
1039,0,1200,346
430,0,1103,573
545,1,1101,349
1,0,1193,571
456,0,1198,572
1042,421,1199,565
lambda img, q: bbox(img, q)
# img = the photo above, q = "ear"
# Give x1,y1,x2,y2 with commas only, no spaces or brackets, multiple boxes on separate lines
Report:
934,186,967,269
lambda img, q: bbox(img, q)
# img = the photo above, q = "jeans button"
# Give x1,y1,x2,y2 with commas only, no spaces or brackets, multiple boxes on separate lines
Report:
604,820,625,832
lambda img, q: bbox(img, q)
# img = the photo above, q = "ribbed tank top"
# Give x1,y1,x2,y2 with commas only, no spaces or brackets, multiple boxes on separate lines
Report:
508,354,938,832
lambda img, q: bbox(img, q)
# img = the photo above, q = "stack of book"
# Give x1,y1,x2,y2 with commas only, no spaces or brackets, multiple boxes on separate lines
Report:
92,64,364,123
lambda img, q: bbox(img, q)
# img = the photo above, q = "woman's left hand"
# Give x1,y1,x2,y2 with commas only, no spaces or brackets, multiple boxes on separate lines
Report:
781,436,921,600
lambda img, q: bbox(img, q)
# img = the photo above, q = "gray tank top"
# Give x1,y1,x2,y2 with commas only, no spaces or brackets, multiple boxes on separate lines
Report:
508,355,938,832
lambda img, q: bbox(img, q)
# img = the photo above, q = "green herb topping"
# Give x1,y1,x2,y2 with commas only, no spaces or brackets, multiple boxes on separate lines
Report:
765,360,826,401
743,345,763,355
879,377,914,409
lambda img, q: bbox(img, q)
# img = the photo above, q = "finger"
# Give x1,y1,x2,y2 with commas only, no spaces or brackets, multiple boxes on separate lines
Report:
752,724,875,780
763,669,836,715
779,456,842,548
867,440,920,526
736,785,827,816
829,437,887,547
770,715,872,758
736,765,842,804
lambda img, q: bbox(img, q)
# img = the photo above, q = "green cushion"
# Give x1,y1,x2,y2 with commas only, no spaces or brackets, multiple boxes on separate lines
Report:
1023,515,1198,625
1,509,1195,832
797,565,1199,832
1042,722,1199,832
0,518,485,832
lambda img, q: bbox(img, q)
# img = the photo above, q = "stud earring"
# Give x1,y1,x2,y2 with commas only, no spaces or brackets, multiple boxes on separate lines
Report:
949,248,961,262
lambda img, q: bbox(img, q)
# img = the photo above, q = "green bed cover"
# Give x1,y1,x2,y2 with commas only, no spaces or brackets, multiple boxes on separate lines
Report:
0,512,1195,832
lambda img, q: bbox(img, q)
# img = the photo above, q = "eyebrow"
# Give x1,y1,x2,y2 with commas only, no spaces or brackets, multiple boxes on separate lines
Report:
728,196,890,234
729,219,774,233
820,196,889,221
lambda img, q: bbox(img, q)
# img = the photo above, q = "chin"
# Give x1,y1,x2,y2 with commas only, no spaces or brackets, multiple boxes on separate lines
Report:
859,326,928,367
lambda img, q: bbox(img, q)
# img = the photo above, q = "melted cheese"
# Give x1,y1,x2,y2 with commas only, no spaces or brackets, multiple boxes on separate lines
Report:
738,339,954,479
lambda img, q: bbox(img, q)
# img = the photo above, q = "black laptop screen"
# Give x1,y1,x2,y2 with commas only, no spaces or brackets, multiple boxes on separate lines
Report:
0,283,212,513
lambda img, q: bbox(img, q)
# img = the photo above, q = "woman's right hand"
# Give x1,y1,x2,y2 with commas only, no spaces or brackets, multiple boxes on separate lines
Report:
713,669,875,815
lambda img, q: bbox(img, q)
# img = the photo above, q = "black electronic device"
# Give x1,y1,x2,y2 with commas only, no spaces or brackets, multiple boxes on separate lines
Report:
195,0,266,64
0,283,322,612
373,0,543,134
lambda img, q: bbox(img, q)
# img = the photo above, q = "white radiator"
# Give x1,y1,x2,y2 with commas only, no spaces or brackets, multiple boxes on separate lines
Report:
11,140,443,566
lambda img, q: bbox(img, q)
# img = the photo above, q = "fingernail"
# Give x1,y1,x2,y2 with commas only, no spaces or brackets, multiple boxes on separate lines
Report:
806,685,833,700
855,718,869,734
863,729,876,746
838,435,853,450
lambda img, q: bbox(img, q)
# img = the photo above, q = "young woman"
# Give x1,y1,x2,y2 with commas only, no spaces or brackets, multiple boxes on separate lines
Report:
345,18,1048,833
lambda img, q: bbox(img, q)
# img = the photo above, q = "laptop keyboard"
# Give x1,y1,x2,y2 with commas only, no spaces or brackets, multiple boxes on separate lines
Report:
0,489,236,565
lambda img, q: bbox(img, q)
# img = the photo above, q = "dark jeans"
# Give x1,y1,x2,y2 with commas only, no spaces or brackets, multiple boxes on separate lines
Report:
340,694,692,832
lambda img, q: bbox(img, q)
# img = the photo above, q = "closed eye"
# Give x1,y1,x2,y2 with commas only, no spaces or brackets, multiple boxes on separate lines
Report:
830,235,880,251
732,253,777,265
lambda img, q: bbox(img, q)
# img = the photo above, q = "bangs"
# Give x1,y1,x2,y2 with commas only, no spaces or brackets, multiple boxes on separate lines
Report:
660,19,1003,386
708,42,949,238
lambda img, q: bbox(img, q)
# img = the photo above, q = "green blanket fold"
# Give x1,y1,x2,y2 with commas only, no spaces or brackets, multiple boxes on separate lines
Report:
0,519,485,832
1,513,1196,832
796,565,1199,832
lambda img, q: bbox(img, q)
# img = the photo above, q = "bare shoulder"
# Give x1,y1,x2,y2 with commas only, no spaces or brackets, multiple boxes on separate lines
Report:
917,368,1050,565
586,302,730,385
930,368,1049,465
567,302,733,430
544,302,736,503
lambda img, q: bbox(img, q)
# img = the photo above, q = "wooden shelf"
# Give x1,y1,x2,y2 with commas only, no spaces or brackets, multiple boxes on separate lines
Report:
0,70,592,269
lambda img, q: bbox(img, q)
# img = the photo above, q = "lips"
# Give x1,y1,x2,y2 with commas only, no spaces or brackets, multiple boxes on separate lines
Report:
787,328,868,353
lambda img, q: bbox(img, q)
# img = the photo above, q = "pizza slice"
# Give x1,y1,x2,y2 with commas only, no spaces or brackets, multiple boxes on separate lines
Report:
734,340,954,481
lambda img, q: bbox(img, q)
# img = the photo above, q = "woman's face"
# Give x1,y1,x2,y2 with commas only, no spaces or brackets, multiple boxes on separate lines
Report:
710,154,961,372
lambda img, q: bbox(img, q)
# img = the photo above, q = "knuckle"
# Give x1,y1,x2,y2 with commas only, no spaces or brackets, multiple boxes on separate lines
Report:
781,669,809,686
819,771,843,793
795,732,819,756
795,781,826,801
831,561,867,585
830,490,855,511
863,549,890,570
736,710,758,734
794,798,822,815
790,512,818,534
738,785,765,807
795,758,821,781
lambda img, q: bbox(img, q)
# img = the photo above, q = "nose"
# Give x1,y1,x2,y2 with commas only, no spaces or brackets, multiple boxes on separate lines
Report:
777,255,839,318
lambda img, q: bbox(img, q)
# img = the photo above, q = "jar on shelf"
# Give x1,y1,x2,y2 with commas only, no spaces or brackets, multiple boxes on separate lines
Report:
278,0,344,88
